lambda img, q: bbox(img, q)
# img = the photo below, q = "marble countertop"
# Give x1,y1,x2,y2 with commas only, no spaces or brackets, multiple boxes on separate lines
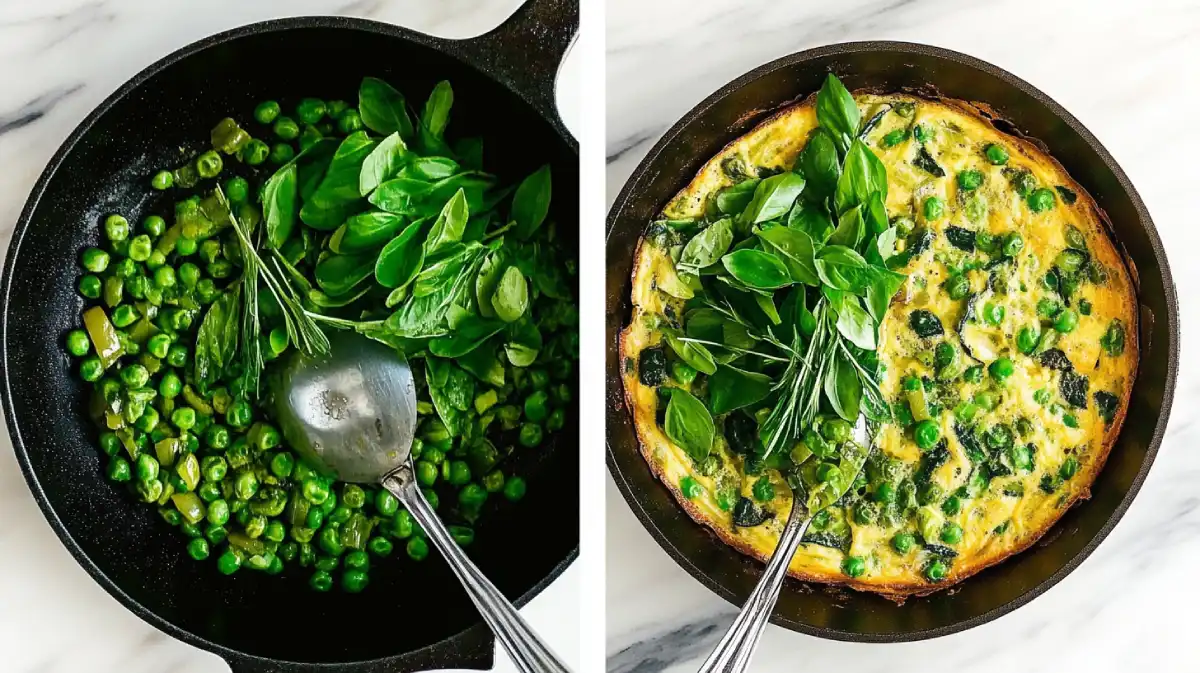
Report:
0,1,578,672
606,0,1199,671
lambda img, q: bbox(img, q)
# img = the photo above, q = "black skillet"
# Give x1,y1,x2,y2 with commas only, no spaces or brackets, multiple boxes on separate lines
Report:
2,4,578,672
606,41,1178,642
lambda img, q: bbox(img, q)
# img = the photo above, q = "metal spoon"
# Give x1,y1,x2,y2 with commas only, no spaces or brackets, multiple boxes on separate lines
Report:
697,417,871,673
269,330,571,673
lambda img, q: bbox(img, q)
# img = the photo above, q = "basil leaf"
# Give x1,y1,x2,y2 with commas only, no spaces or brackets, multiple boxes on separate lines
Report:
757,225,819,285
457,344,505,387
708,365,772,414
739,173,805,226
665,334,717,375
663,388,715,462
475,251,508,319
455,137,484,171
798,128,840,202
490,266,529,323
865,266,906,323
420,80,453,139
194,287,240,390
679,218,733,271
754,293,781,325
314,252,375,297
425,188,469,253
329,212,406,254
403,157,460,181
375,219,427,289
835,295,876,350
413,242,475,298
865,191,888,234
721,249,793,289
815,245,871,294
715,179,760,215
685,308,757,351
359,133,410,197
308,285,372,309
299,200,359,231
386,245,486,338
505,318,542,367
867,227,898,266
429,315,505,358
425,356,472,434
359,77,413,139
512,164,552,239
828,204,865,249
310,131,378,205
786,201,834,243
816,74,860,151
824,347,861,422
263,163,297,249
834,140,887,214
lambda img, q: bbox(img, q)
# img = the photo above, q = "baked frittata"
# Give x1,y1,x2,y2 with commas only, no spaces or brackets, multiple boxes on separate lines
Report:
619,88,1137,600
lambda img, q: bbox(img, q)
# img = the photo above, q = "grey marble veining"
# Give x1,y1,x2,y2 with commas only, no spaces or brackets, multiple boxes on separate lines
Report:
0,2,578,672
606,0,1200,671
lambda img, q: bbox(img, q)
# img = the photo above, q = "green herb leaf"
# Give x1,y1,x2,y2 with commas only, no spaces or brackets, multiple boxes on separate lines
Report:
665,334,717,375
420,80,453,139
457,344,505,387
359,77,413,139
739,173,805,226
721,249,792,289
663,388,715,462
834,295,876,350
491,266,529,323
834,140,887,214
404,157,460,181
715,179,760,215
263,163,297,249
825,347,861,421
816,73,860,152
815,245,871,294
505,318,542,367
797,128,841,202
475,251,508,319
425,188,470,254
708,365,772,414
429,315,505,358
828,204,865,249
757,226,820,285
329,212,406,254
194,286,240,390
314,252,375,297
512,165,552,239
309,131,378,206
865,190,888,234
425,356,473,434
865,267,906,323
679,218,733,272
375,219,427,289
786,201,835,243
358,133,410,197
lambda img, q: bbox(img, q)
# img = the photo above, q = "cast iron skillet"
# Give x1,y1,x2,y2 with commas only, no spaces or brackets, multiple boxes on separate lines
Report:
2,5,578,672
606,41,1178,642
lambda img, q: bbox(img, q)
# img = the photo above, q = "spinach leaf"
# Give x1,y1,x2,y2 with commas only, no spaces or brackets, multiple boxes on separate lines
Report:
715,179,760,215
425,356,473,435
798,128,841,202
815,245,871,293
491,266,529,323
816,73,860,151
708,364,771,414
425,188,469,253
786,201,834,242
739,173,805,226
475,250,508,319
263,163,297,248
375,219,427,289
359,77,413,139
828,204,865,249
679,218,733,271
913,146,945,177
314,252,376,297
428,315,505,358
834,140,887,214
505,318,542,367
420,80,453,139
359,132,410,197
756,225,819,285
824,347,861,421
721,249,792,289
330,212,406,254
513,165,552,239
665,333,717,375
457,344,505,387
835,295,876,350
662,388,715,462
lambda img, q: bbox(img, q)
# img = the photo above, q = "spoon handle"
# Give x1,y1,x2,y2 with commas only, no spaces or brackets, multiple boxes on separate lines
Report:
383,471,572,673
696,502,811,673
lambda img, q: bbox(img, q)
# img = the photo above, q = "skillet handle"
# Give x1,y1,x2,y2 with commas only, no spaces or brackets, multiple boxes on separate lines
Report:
457,0,579,136
222,627,494,673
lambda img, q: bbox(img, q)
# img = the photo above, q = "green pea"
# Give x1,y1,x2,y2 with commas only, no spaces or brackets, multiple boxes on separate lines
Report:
302,479,330,505
368,536,393,557
943,273,969,300
197,482,221,503
146,250,166,270
875,482,896,504
151,170,174,190
186,537,210,561
459,483,489,511
1037,297,1062,319
119,364,149,389
309,569,333,592
134,406,159,433
1027,188,1056,213
159,371,182,398
1078,298,1093,316
913,420,940,450
242,139,270,166
273,116,300,140
145,333,170,360
175,236,198,257
64,329,90,357
152,266,175,289
206,524,228,545
196,150,223,178
546,408,566,432
319,527,344,556
519,423,544,447
234,470,259,500
892,532,915,554
107,456,132,482
207,259,233,279
1054,308,1079,333
224,176,250,203
337,109,364,134
416,460,438,486
254,100,281,124
957,170,983,191
982,302,1005,326
79,274,102,299
406,536,429,561
1063,414,1079,429
940,522,964,545
344,549,369,571
216,550,241,575
989,357,1015,383
445,460,471,486
841,556,866,578
524,390,550,422
923,196,945,221
342,484,366,509
296,98,327,124
142,215,166,237
389,510,414,539
270,143,295,164
751,475,775,502
98,432,121,457
225,400,252,429
1002,233,1024,257
299,124,324,152
984,143,1009,165
305,508,325,530
926,560,949,581
109,305,136,329
374,490,399,517
196,279,219,303
269,452,294,479
171,407,197,431
820,417,852,444
128,235,152,262
314,556,338,572
1016,326,1039,355
941,495,962,516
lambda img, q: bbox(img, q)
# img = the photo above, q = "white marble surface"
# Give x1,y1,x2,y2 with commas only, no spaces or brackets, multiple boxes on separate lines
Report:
607,1,1199,671
0,1,579,672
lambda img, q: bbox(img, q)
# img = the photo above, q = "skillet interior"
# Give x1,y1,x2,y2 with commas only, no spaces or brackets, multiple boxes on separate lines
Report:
3,19,579,670
606,41,1176,641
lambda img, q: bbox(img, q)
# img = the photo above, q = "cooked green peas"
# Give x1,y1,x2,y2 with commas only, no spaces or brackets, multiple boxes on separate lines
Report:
985,143,1009,164
81,247,109,273
374,490,399,517
243,138,270,165
923,196,945,221
1017,326,1039,354
142,215,166,237
187,537,210,561
337,108,364,134
151,170,174,190
875,482,896,504
842,556,866,578
524,390,550,422
892,532,915,554
224,177,250,203
147,250,166,270
343,485,366,509
982,302,1005,326
944,273,969,300
159,371,182,398
296,98,327,124
309,570,333,591
196,151,223,178
216,550,241,575
65,329,90,357
146,334,170,359
957,170,983,191
234,471,259,500
120,364,149,388
926,560,949,581
1054,308,1079,333
254,101,281,124
367,536,393,557
226,400,252,429
107,456,132,482
989,357,1015,383
416,460,438,486
172,407,197,431
519,423,543,447
319,527,344,556
914,420,940,450
446,460,471,487
153,265,176,289
405,536,429,561
103,215,130,243
270,143,295,164
546,408,566,432
303,479,330,505
207,499,230,525
273,116,300,140
1002,233,1024,257
940,522,964,545
128,235,152,262
269,452,294,479
79,274,102,299
341,569,368,592
1027,188,1056,212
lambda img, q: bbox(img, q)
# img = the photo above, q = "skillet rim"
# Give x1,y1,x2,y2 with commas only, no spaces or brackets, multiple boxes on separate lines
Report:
605,39,1178,642
2,14,579,669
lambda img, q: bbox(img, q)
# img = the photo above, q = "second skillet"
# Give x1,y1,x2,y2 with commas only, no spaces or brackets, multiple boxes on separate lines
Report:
606,41,1177,642
2,3,579,672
